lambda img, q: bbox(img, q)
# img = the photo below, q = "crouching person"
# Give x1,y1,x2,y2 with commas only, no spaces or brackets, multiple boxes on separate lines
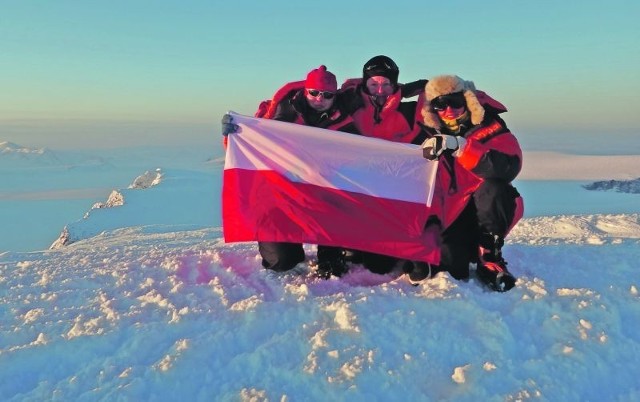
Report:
410,75,524,291
253,65,360,279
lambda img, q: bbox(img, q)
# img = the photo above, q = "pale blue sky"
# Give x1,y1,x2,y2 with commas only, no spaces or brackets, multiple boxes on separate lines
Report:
2,0,639,150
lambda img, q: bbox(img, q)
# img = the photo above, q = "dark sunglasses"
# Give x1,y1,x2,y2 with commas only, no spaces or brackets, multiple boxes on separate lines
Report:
306,89,336,100
431,92,466,111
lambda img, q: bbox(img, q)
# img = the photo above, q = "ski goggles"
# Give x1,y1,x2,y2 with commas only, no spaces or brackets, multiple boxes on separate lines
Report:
306,89,336,100
431,92,466,111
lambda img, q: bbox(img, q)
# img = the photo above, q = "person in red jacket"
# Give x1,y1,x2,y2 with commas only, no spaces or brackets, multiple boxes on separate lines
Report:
339,55,429,275
341,55,426,143
244,66,360,279
257,67,359,133
409,75,524,291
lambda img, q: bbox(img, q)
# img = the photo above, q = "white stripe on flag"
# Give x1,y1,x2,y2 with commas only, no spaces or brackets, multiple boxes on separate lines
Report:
224,112,437,206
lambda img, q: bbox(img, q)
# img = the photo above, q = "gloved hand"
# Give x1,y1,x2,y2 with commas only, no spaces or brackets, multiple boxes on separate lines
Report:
421,134,466,161
221,114,239,136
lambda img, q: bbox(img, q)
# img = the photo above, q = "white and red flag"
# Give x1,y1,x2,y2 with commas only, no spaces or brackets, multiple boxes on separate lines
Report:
222,112,441,263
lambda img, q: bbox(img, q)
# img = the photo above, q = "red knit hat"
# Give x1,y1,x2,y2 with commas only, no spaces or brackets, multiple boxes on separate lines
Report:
305,65,337,92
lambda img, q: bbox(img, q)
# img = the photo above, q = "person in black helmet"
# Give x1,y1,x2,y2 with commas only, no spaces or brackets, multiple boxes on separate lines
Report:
341,55,426,144
339,55,430,275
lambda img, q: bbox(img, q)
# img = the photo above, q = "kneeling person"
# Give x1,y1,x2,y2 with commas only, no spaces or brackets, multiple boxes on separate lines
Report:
256,65,360,278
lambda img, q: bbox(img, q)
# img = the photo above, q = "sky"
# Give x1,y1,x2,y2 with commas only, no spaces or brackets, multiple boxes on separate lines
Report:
2,0,639,150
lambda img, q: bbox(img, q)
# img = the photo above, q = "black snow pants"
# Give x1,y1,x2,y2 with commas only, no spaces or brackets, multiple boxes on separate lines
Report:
441,178,521,279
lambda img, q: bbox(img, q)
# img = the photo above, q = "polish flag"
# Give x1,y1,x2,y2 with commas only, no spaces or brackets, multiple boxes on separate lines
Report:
222,112,441,263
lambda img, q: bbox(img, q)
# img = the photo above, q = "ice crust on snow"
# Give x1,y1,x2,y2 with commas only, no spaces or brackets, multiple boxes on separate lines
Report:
3,224,639,400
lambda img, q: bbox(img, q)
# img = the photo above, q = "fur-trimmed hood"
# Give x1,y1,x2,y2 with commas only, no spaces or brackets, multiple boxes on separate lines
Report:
421,75,485,129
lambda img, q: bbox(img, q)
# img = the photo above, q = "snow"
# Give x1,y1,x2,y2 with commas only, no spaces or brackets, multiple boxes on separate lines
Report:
1,140,640,401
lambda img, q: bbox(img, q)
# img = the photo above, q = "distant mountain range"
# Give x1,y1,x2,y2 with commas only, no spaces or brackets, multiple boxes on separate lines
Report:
0,140,110,169
49,168,216,249
0,141,45,154
0,141,61,165
583,178,640,194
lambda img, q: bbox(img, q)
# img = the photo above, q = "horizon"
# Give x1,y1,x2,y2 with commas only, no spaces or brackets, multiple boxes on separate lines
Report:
1,144,639,253
2,124,640,156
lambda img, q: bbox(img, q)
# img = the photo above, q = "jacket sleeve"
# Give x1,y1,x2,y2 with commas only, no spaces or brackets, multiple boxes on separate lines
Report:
272,97,299,122
400,79,428,98
337,88,364,115
456,122,522,182
470,146,521,182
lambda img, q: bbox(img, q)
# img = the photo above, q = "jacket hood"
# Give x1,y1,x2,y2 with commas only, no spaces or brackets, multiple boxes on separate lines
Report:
421,75,485,129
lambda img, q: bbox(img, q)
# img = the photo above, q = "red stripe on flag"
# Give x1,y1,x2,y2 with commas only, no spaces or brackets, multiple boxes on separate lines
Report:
223,168,440,264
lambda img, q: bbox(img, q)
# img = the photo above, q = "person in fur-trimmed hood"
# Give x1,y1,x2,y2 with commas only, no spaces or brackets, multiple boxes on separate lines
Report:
407,75,524,292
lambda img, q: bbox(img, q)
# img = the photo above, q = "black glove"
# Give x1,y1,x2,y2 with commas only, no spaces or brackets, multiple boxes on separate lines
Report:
221,114,239,136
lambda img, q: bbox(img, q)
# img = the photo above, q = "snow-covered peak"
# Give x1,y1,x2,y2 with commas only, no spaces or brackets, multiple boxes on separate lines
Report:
0,141,61,167
583,177,640,194
0,141,47,155
49,168,216,249
89,190,125,212
0,141,116,170
129,168,163,189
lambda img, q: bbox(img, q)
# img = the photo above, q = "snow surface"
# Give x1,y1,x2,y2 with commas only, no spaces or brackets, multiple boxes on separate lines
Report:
1,141,640,401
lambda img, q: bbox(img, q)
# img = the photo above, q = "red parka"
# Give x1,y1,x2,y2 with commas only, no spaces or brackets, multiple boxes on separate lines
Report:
258,80,358,132
340,79,423,143
415,92,523,230
223,81,358,147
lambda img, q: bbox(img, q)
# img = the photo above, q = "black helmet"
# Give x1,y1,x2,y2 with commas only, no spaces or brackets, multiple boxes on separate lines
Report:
362,55,399,88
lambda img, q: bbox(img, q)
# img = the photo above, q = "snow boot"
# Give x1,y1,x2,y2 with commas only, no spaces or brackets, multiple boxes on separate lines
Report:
440,242,473,280
315,257,347,279
315,247,348,279
361,252,398,275
343,249,363,264
476,232,516,292
405,261,438,286
259,242,305,272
